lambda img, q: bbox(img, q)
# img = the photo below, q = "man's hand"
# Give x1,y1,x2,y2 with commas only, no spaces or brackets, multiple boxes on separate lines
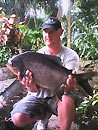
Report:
64,70,77,92
18,70,38,92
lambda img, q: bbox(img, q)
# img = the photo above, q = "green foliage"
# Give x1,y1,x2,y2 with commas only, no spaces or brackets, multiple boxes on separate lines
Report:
0,44,12,67
32,0,58,17
25,17,43,30
70,3,98,120
0,0,58,22
71,16,98,64
70,0,98,65
78,0,98,24
18,24,44,51
77,90,98,121
0,13,44,67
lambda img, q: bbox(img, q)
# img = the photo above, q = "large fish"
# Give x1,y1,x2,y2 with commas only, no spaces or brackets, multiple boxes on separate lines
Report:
7,51,98,100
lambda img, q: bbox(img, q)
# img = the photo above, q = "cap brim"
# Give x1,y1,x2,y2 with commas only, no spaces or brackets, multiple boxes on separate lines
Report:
42,24,58,31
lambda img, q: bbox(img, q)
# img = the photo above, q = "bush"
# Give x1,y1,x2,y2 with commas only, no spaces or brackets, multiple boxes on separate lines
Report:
0,14,23,55
71,21,98,65
77,90,98,122
0,14,23,66
0,45,12,67
18,24,44,51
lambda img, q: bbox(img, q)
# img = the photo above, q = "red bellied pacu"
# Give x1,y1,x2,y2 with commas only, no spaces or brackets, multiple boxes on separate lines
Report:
7,51,98,100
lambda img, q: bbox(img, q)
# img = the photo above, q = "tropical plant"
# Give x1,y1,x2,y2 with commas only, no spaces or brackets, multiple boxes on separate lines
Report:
71,21,98,64
0,44,12,67
0,13,23,66
77,90,98,121
0,13,23,53
77,0,98,24
18,24,44,51
70,0,98,65
0,0,58,21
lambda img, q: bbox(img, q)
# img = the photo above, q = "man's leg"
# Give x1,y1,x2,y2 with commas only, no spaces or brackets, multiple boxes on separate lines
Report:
57,95,76,130
11,93,49,128
33,96,58,130
11,112,46,127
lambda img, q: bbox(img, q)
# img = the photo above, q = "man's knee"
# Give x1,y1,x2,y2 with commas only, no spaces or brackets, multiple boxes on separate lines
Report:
11,113,30,127
11,112,46,127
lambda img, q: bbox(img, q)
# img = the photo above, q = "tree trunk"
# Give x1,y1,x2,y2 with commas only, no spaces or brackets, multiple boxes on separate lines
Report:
57,0,62,21
18,0,25,22
67,0,71,48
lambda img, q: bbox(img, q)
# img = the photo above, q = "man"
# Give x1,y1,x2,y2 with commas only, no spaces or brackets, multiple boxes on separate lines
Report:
11,17,79,130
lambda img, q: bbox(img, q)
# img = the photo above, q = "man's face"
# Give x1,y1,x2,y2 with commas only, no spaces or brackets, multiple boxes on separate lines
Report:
43,28,63,47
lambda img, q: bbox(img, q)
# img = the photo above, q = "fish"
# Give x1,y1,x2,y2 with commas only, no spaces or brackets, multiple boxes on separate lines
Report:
7,51,98,101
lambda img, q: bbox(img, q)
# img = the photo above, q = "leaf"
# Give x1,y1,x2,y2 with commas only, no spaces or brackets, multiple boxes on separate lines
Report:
92,100,98,106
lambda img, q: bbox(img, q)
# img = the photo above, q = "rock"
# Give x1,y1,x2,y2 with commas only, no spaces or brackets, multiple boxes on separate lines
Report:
70,122,80,130
0,67,26,109
0,67,16,81
48,115,60,130
0,78,16,93
0,79,24,109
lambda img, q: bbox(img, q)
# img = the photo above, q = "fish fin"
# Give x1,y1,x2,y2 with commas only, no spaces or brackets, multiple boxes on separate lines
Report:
47,54,73,74
46,54,62,66
73,71,98,96
55,84,65,101
78,79,93,96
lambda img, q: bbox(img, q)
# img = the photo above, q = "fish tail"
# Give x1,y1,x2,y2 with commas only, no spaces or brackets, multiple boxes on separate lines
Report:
72,71,98,96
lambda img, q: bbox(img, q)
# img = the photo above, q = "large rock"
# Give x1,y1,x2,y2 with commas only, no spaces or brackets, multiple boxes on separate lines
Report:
0,79,24,109
0,67,27,120
0,67,26,109
0,67,16,81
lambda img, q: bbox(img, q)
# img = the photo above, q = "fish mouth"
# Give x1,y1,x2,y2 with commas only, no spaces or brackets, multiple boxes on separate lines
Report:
7,63,19,76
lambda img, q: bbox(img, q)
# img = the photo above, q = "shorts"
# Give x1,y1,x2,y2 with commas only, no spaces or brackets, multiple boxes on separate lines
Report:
11,92,59,118
11,92,77,118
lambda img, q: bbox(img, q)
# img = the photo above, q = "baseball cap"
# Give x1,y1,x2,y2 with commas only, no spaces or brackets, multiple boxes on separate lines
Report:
42,17,62,31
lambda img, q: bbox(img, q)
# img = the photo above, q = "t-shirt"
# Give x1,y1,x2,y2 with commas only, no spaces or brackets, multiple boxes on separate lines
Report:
35,45,80,98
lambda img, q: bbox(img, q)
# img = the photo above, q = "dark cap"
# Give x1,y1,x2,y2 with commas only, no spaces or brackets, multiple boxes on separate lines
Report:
42,17,62,31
